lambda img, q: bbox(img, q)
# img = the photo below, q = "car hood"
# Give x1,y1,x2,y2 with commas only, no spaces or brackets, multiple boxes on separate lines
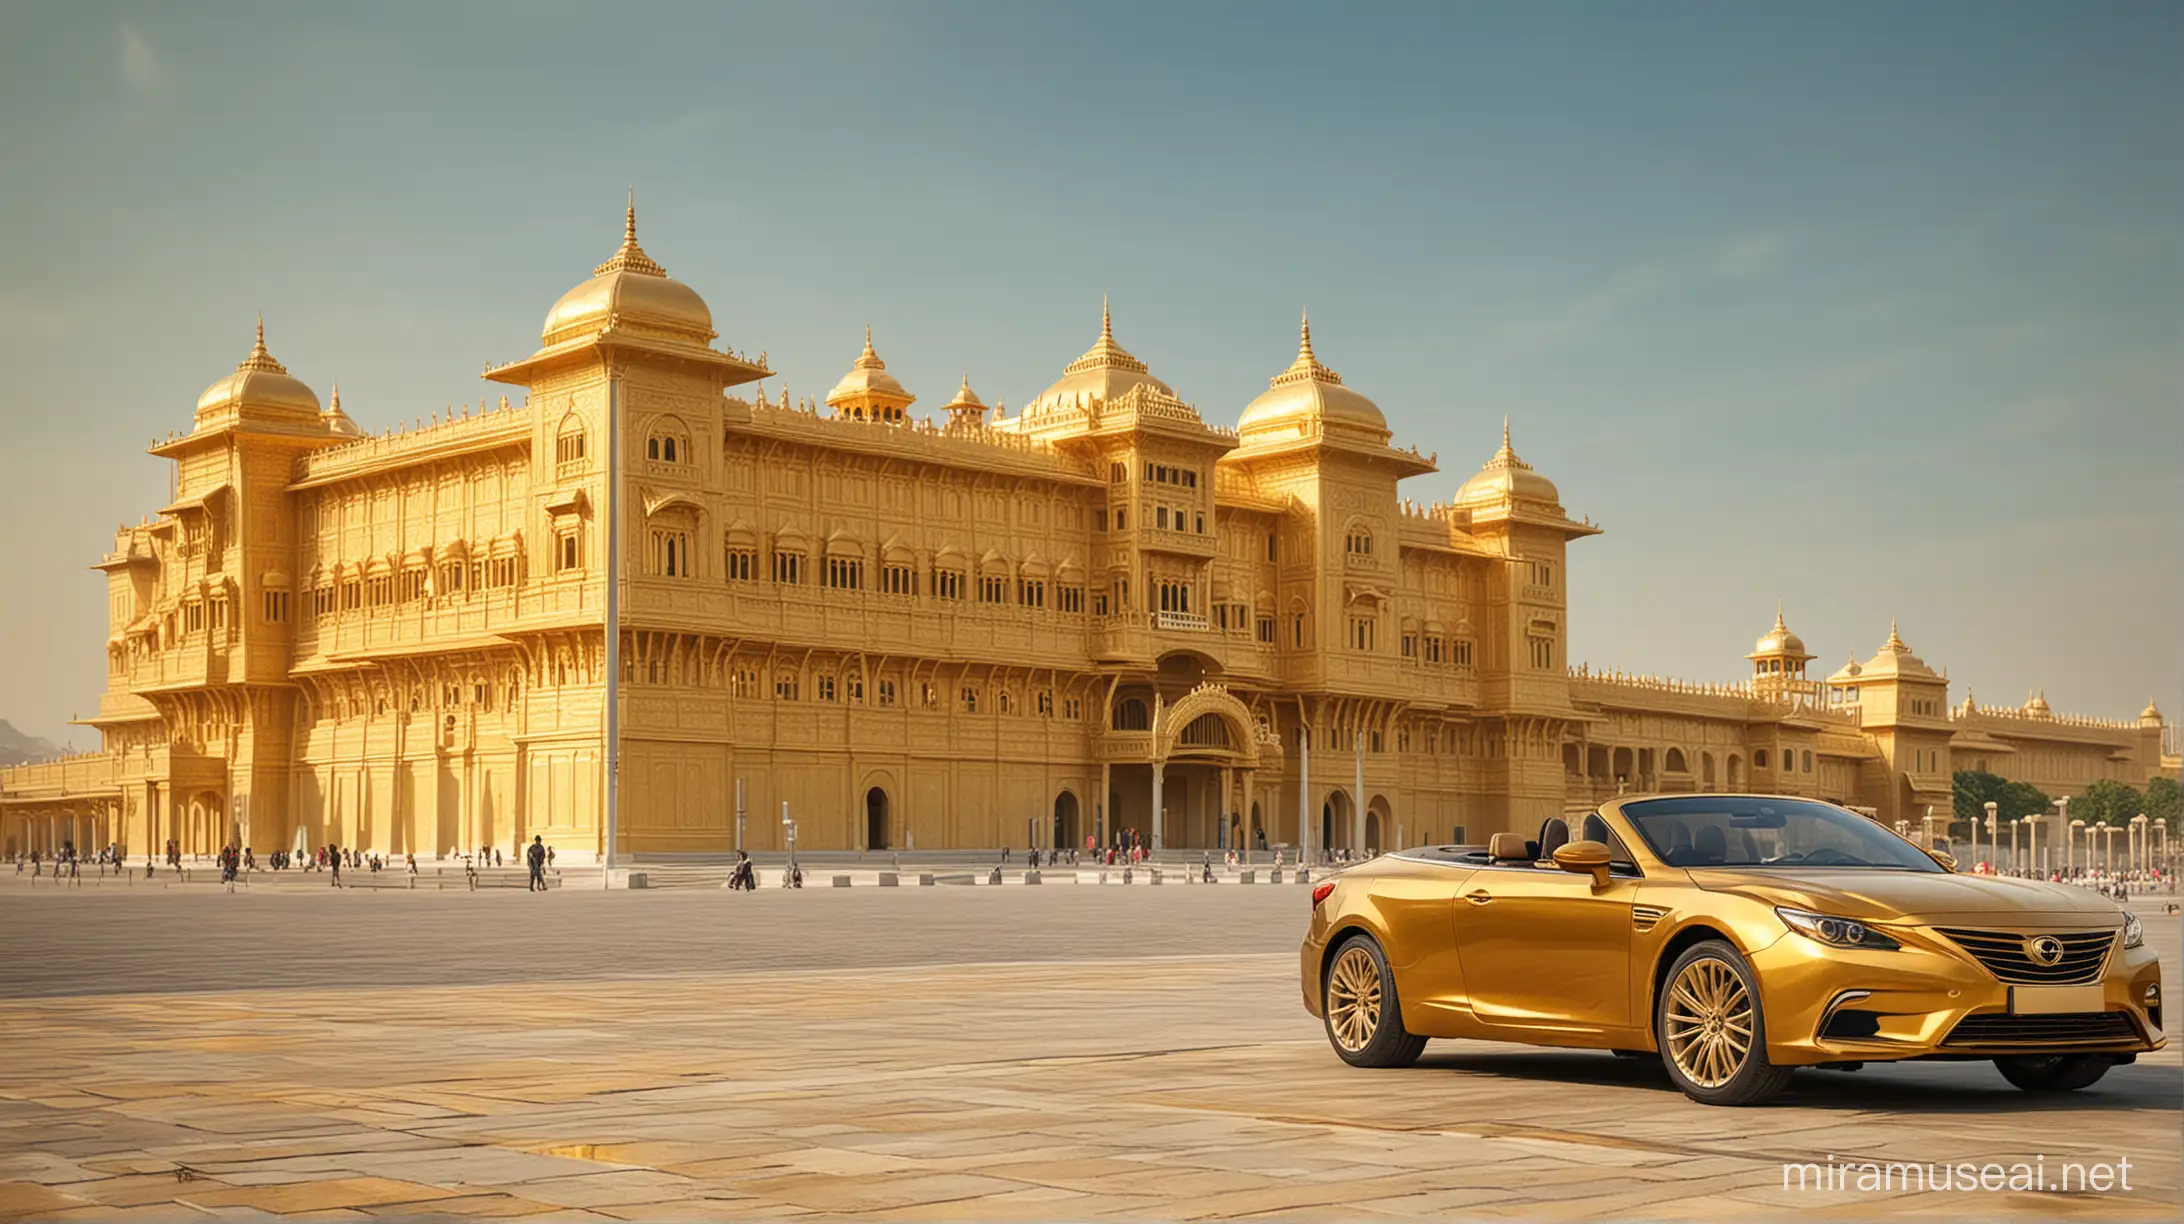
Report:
1686,868,2125,927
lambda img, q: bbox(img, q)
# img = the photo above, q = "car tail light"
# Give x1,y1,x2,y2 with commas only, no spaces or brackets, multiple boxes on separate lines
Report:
1311,882,1336,907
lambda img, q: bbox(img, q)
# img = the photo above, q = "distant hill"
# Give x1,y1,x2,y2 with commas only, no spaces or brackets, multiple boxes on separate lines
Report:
0,721,66,767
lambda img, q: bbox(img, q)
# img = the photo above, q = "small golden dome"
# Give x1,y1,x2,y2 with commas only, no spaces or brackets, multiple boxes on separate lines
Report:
195,317,321,425
1025,299,1176,415
1749,604,1811,659
322,383,360,438
1237,311,1388,436
2024,689,2052,716
2141,697,2163,723
540,199,713,347
1455,419,1560,506
825,325,915,412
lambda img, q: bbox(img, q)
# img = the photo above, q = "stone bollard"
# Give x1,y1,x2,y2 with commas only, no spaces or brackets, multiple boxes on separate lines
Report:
1270,868,1283,883
878,872,899,887
1240,869,1256,884
1297,868,1311,884
1122,866,1133,884
1150,868,1163,885
1025,869,1042,885
628,871,650,889
919,873,936,886
831,874,852,888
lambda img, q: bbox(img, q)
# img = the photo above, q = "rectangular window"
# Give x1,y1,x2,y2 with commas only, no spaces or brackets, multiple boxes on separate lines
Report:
1256,615,1275,644
1529,636,1554,669
825,556,864,591
934,569,964,601
1452,638,1473,667
817,675,837,702
652,530,691,578
556,530,582,573
774,673,800,701
1292,614,1304,648
724,549,755,582
1401,633,1416,659
1018,578,1046,609
961,686,979,713
1059,584,1084,614
261,590,289,624
882,564,915,595
981,574,1006,603
772,551,803,584
439,562,465,595
1349,616,1376,652
877,678,897,708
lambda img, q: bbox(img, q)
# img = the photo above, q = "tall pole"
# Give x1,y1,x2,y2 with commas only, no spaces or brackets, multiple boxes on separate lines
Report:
1298,723,1311,867
735,778,746,853
603,374,620,886
1354,729,1366,856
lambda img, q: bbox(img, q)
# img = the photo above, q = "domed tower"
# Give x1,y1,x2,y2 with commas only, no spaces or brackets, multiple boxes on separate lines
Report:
940,372,987,432
1747,603,1816,699
825,326,915,424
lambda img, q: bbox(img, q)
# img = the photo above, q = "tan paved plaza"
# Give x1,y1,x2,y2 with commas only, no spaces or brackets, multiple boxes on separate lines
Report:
0,887,2177,1221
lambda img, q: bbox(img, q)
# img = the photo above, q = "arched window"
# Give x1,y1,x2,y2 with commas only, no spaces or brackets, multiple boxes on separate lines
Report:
555,415,588,473
1665,747,1688,774
1112,698,1150,731
1344,525,1374,561
1754,748,1770,769
647,417,691,466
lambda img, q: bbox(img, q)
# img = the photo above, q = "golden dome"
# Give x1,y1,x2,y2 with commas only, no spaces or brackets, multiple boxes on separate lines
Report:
195,317,321,426
540,199,713,347
2141,697,2163,723
1455,419,1561,506
825,325,915,413
1237,311,1388,436
1749,604,1811,659
1854,619,1940,680
1024,300,1175,415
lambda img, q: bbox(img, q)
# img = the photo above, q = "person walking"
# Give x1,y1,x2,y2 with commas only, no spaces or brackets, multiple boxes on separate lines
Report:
526,835,548,892
328,842,343,887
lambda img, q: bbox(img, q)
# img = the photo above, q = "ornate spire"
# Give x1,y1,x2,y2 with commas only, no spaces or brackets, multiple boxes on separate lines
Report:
593,190,666,278
855,323,886,369
1773,600,1787,632
1064,296,1148,375
1269,308,1343,388
1481,417,1533,473
236,313,288,374
1884,618,1908,653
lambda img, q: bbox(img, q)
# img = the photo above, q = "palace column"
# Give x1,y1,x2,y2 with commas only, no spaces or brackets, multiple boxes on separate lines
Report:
1150,759,1165,852
1219,765,1231,852
1241,769,1255,861
1099,761,1111,848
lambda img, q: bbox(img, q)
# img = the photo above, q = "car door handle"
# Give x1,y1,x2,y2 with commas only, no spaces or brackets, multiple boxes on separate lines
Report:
1465,889,1493,905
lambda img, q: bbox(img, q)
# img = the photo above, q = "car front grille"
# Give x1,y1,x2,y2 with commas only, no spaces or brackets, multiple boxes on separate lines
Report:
1935,927,2115,985
1942,1011,2139,1048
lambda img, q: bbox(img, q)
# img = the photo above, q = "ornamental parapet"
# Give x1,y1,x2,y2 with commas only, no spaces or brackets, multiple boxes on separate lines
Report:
292,399,532,488
1954,705,2140,732
741,400,1100,481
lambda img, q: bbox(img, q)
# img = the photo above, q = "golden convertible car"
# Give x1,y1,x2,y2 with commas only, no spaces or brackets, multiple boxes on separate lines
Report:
1301,795,2163,1105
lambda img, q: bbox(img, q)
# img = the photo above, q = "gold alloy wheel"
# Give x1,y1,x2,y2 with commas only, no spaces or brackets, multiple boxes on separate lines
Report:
1326,945,1383,1051
1663,957,1754,1088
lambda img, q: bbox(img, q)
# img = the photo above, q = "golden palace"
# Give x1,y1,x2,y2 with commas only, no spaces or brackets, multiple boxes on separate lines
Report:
1,204,2172,861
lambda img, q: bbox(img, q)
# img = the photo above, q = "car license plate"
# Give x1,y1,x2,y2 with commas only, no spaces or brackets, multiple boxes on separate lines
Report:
2010,985,2105,1015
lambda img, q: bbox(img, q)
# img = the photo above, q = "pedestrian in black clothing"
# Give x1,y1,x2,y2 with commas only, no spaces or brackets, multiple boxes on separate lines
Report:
527,835,548,892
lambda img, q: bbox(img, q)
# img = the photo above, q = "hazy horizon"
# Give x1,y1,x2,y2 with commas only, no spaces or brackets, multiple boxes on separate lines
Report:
1,2,2178,750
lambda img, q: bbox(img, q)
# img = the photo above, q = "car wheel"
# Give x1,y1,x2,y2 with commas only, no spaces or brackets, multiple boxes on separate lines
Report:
1993,1054,2111,1093
1323,934,1426,1068
1657,940,1793,1106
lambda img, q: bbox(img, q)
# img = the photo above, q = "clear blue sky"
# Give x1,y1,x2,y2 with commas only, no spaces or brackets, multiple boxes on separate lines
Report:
1,2,2177,748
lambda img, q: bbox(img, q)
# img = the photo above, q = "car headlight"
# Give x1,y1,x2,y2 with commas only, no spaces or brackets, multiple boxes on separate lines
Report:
2123,910,2143,949
1777,907,1901,951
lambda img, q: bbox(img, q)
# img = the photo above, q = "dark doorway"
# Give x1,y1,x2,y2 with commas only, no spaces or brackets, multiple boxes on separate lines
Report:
865,787,889,851
1054,791,1080,849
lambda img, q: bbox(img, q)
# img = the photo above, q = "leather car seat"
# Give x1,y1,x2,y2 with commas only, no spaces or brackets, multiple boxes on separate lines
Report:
1694,824,1728,865
1487,832,1531,863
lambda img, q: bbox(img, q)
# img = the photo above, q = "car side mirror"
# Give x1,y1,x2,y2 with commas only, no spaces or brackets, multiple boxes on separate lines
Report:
1553,839,1614,889
1927,848,1957,872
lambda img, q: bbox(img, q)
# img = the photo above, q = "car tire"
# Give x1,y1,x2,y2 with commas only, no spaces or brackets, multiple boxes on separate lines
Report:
1322,934,1426,1068
1993,1054,2111,1093
1656,940,1793,1106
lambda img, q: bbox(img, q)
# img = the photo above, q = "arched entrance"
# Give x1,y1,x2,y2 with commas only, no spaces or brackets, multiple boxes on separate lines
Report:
865,787,889,851
1366,795,1392,854
1053,791,1080,850
1320,790,1353,854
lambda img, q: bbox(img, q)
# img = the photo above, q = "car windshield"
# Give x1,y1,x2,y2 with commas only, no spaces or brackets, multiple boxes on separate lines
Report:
1621,797,1942,872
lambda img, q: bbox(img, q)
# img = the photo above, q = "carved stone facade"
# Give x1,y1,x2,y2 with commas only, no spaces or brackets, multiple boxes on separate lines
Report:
2,209,2172,860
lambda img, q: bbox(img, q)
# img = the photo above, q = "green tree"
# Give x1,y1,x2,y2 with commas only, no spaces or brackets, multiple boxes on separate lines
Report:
2074,779,2144,828
1953,771,2049,827
2145,775,2180,831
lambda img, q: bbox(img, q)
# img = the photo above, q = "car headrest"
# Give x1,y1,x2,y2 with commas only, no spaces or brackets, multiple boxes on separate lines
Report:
1488,832,1531,862
1694,824,1728,863
1581,813,1614,845
1536,817,1570,859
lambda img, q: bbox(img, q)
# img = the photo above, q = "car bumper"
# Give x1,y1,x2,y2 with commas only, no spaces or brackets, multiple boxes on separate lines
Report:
1299,932,1328,1019
1756,930,2164,1066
